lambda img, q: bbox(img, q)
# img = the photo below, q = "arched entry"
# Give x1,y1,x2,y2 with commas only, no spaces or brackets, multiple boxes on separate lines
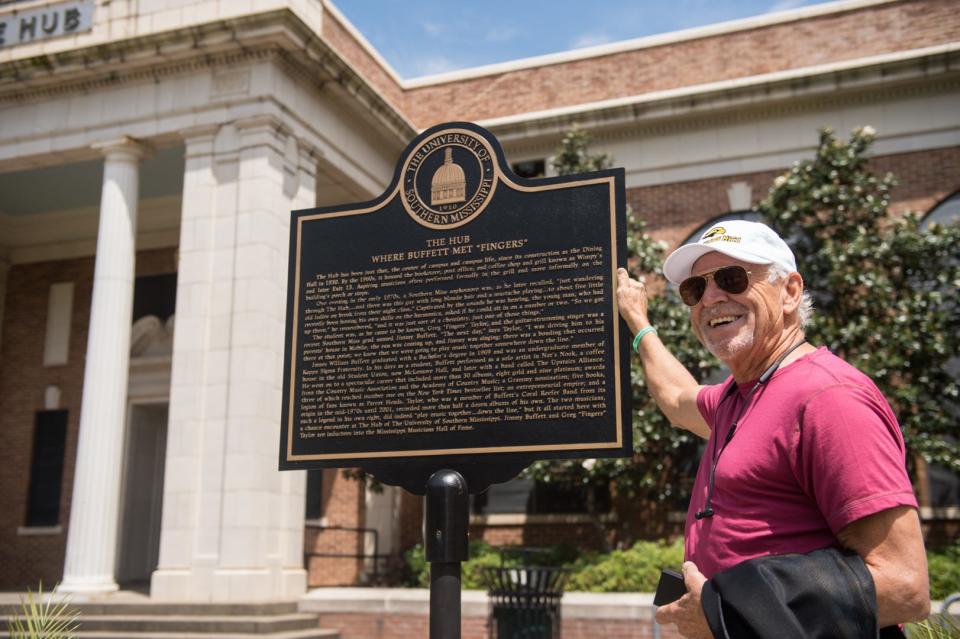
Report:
117,313,173,588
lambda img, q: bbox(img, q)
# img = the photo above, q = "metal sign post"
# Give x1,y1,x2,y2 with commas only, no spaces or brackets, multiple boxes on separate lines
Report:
425,470,469,639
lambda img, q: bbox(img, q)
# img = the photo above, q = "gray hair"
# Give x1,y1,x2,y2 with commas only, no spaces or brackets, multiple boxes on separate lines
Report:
767,264,814,328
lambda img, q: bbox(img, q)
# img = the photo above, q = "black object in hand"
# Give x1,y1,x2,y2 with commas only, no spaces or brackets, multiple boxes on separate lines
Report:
653,568,687,606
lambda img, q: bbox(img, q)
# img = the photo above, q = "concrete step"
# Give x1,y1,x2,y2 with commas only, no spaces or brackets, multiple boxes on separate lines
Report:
1,601,339,638
67,601,301,616
65,612,323,633
0,604,297,616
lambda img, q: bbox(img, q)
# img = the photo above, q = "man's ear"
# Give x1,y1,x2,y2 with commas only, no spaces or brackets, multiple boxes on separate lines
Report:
781,272,804,315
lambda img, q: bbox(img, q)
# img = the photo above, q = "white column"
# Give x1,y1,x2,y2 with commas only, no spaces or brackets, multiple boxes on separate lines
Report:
60,137,145,593
152,118,317,601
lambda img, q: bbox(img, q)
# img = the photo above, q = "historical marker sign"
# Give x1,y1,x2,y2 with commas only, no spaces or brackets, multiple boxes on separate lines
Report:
280,122,631,493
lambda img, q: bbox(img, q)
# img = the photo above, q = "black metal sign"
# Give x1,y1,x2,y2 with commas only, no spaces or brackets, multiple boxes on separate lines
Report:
279,122,630,494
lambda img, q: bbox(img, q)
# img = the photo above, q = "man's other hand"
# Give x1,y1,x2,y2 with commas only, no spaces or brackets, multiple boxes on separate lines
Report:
655,561,711,639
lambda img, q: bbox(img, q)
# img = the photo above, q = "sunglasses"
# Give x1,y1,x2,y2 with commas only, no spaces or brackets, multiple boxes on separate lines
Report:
679,265,753,306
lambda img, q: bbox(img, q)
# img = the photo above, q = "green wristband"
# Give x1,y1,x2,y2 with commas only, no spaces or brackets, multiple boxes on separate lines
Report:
632,326,658,353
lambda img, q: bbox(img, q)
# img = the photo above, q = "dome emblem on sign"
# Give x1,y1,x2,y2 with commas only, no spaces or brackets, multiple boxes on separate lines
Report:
431,148,467,205
400,127,498,229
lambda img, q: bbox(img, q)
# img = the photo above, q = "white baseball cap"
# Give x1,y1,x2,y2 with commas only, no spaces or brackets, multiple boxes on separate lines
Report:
662,220,797,284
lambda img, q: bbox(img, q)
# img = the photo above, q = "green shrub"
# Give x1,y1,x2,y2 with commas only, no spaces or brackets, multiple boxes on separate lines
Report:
928,541,960,601
564,538,684,593
404,542,582,590
404,541,528,589
403,537,959,600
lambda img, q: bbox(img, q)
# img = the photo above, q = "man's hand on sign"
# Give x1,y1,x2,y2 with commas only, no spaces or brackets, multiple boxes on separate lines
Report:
616,267,650,335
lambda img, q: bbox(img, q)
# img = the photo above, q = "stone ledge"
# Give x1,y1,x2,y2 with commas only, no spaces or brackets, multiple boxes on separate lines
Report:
299,588,656,620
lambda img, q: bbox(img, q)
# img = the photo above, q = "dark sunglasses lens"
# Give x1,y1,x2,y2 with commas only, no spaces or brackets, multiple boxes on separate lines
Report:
715,266,749,294
679,277,706,306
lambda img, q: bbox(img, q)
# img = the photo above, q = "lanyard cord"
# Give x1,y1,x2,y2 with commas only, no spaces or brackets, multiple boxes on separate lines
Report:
695,340,807,520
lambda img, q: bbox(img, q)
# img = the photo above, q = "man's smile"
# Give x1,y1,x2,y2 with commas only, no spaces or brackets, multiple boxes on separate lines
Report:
700,305,748,335
708,315,742,328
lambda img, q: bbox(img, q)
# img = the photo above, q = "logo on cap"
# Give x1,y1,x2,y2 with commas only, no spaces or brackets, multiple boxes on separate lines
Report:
701,226,742,245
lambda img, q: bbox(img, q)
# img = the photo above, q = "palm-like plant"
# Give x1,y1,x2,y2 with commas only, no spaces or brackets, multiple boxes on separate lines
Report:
7,583,80,639
907,614,960,639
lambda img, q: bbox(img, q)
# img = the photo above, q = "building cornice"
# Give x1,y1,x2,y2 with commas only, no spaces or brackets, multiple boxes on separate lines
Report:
0,9,416,143
484,44,960,145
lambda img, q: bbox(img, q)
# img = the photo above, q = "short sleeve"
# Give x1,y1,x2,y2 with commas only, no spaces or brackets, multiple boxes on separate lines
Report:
792,383,917,534
697,380,732,430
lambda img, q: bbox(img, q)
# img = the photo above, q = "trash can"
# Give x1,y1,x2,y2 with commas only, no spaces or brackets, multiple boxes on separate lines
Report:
482,548,570,639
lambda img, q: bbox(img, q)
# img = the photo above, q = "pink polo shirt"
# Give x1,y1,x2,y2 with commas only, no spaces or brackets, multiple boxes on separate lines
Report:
686,347,917,579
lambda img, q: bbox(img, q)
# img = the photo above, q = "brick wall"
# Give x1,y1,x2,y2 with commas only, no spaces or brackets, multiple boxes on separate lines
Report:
398,488,423,553
630,145,960,253
305,469,367,586
470,520,611,551
320,8,407,114
311,610,681,639
322,0,960,128
0,248,175,590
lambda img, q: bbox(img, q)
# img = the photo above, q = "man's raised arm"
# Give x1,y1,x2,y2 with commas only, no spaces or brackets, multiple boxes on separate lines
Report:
616,268,709,439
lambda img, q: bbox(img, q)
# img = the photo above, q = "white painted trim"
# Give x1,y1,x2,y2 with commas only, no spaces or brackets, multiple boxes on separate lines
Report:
478,43,960,129
304,517,330,528
17,525,63,536
42,282,74,367
300,587,657,619
623,127,960,190
470,513,617,526
403,0,898,86
920,506,960,520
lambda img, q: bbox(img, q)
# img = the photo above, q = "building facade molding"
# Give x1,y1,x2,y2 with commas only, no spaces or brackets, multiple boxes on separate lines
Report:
0,9,415,142
485,44,960,143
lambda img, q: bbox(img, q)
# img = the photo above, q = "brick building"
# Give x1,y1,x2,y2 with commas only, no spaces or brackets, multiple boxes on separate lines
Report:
0,0,957,599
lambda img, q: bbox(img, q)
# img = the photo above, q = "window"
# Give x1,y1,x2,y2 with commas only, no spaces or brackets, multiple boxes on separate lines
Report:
133,273,177,322
922,190,960,229
25,410,68,527
511,159,545,179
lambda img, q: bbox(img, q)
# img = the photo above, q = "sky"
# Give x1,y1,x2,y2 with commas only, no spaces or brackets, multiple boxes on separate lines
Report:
335,0,837,80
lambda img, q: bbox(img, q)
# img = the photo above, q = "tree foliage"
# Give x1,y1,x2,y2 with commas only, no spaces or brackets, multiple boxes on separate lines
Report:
755,127,960,472
524,127,718,519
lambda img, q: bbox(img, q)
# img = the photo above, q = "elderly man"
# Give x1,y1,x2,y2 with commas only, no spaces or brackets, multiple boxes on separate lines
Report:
616,220,929,638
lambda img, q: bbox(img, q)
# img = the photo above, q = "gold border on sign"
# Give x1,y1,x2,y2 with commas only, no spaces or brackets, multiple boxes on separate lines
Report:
286,163,623,462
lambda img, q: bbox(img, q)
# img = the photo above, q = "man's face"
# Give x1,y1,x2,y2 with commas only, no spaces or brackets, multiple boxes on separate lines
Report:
688,252,785,371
